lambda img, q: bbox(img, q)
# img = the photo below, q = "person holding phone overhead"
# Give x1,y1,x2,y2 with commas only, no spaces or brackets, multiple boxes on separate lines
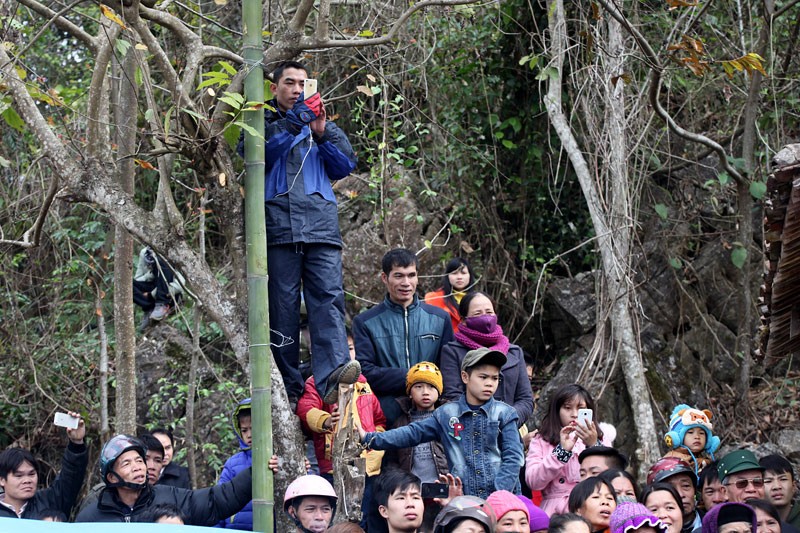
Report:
237,61,360,408
525,384,615,516
0,410,88,519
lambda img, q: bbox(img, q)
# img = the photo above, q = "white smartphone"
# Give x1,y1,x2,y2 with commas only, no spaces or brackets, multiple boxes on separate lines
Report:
577,408,593,428
303,79,318,99
54,412,80,429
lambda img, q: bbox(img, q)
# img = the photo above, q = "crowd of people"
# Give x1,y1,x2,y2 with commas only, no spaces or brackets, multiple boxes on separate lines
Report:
3,60,798,533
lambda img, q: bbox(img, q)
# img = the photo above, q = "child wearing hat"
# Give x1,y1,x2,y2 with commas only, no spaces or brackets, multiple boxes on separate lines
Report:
384,362,450,482
383,362,450,532
359,347,525,500
663,404,720,474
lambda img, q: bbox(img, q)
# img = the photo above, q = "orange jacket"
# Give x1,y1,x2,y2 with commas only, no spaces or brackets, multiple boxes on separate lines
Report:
423,288,461,331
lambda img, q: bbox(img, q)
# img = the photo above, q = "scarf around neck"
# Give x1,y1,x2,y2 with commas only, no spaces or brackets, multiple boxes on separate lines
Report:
454,322,510,354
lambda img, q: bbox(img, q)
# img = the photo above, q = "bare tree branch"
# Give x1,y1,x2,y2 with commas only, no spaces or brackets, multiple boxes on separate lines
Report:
593,0,746,185
305,0,483,48
14,0,96,50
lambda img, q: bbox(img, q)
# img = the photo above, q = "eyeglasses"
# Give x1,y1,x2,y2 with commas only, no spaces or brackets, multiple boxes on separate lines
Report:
725,477,764,489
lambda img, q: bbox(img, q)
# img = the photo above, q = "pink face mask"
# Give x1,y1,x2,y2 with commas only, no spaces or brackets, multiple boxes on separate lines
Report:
464,314,498,333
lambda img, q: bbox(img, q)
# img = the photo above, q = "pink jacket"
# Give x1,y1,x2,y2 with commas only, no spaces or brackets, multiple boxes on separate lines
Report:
525,423,616,516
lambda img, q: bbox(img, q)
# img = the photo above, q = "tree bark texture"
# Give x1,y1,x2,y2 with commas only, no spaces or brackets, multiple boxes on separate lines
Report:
545,0,659,480
112,49,140,434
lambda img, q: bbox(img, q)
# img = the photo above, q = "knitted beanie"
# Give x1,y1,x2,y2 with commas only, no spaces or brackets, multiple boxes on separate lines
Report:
664,404,720,454
519,495,549,532
406,362,444,395
486,490,529,523
610,502,668,533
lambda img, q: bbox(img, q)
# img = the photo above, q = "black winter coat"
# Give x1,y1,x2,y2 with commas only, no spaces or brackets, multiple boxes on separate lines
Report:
0,441,88,520
157,462,191,490
74,467,251,524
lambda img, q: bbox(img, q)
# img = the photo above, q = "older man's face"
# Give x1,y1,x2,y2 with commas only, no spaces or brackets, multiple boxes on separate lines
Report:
724,469,765,502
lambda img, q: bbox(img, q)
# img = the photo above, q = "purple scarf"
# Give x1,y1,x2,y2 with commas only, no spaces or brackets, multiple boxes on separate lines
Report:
454,320,510,354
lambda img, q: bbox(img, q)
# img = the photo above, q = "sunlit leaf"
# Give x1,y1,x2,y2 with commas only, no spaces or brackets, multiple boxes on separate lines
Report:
666,0,698,9
356,85,374,97
135,43,148,51
100,5,128,29
358,29,375,37
134,159,156,170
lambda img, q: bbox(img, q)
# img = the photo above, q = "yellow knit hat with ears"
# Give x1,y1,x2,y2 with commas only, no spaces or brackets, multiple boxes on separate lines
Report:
405,362,444,395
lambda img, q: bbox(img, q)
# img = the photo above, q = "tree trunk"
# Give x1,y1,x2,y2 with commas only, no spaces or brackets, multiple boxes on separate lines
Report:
737,0,773,401
112,47,140,435
545,0,659,480
332,384,366,525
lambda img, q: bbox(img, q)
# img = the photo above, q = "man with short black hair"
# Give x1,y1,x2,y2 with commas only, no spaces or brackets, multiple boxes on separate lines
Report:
760,454,799,529
374,469,424,533
0,411,87,520
138,434,165,486
578,446,628,480
151,428,191,489
354,248,454,423
238,60,359,407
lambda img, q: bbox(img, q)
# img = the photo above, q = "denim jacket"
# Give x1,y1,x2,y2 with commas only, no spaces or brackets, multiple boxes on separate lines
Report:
364,395,523,498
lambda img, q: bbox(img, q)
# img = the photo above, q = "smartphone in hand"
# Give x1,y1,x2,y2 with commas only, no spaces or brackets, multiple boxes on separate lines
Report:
420,482,449,499
577,408,593,428
54,412,80,429
303,79,318,99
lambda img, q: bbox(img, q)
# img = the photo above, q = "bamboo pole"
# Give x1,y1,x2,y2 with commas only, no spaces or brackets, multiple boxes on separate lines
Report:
241,0,272,528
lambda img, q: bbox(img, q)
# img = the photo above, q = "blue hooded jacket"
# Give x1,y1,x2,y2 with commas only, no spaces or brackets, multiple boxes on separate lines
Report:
216,399,252,530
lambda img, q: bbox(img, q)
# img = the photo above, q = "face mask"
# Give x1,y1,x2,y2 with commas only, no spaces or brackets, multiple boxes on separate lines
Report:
465,314,497,333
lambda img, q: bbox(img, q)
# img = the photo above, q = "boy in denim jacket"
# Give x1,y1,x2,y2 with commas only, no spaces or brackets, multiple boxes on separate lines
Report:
359,347,523,499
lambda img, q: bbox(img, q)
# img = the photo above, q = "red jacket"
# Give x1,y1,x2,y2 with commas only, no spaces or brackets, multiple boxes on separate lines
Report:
297,375,386,475
423,288,461,332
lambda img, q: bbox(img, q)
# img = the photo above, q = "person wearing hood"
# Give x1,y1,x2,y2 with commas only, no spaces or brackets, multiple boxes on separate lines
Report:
75,435,252,523
439,291,533,428
216,398,255,529
701,502,758,533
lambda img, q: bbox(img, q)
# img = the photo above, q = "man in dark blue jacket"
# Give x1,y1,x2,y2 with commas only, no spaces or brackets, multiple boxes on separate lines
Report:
239,60,360,407
353,248,453,423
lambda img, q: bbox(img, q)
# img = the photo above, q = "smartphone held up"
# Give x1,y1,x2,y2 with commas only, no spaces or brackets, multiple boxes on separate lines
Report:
54,412,80,429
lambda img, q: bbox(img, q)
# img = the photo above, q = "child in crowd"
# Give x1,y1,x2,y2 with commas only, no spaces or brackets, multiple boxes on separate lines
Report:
384,362,449,481
525,383,614,516
360,348,525,499
383,362,450,532
699,462,728,512
217,398,254,529
296,331,385,529
760,454,800,528
663,404,720,474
